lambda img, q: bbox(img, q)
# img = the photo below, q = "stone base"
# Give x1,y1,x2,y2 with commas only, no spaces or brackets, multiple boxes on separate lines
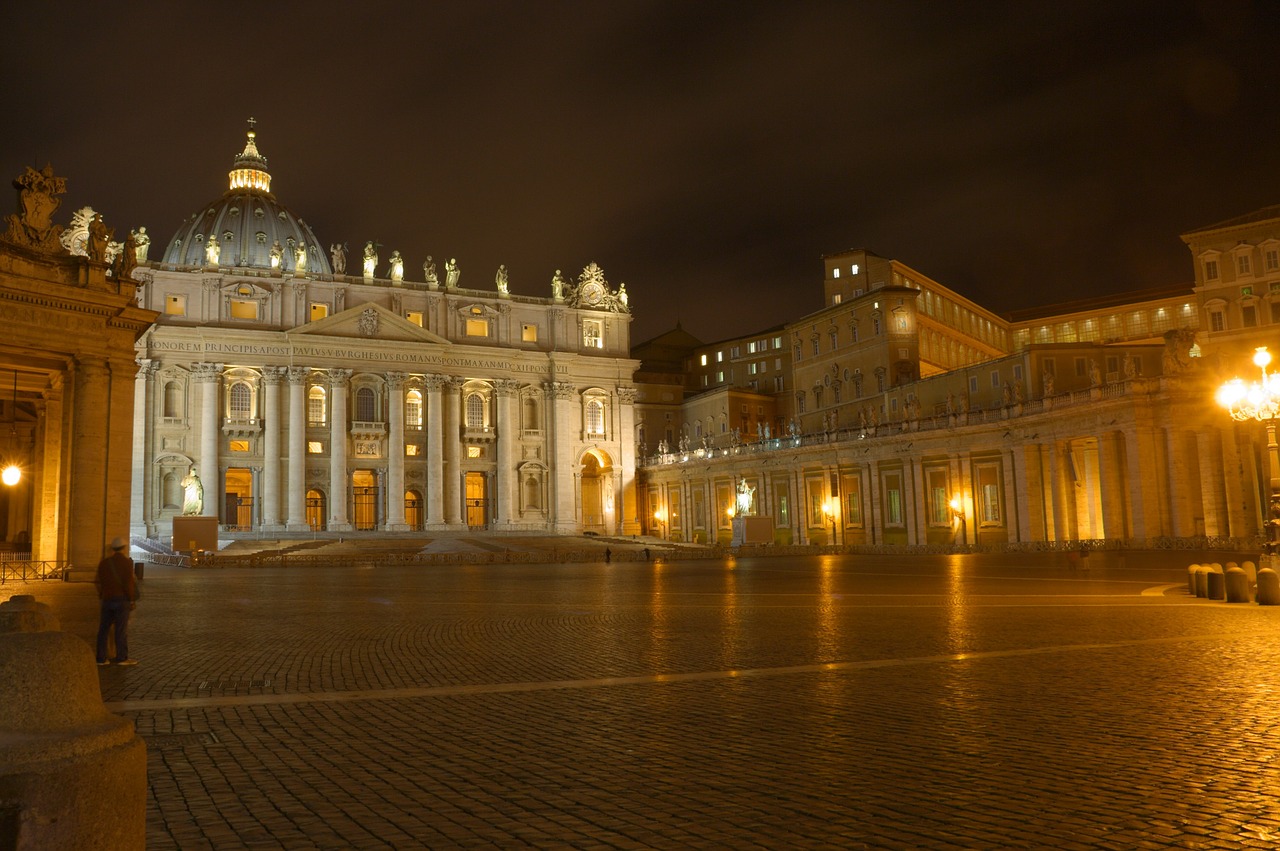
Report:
172,515,219,554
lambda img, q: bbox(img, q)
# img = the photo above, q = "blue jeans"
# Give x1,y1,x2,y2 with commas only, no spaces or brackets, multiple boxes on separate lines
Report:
96,596,132,662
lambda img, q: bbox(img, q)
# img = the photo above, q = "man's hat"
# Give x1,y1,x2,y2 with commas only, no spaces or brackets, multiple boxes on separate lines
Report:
110,537,126,550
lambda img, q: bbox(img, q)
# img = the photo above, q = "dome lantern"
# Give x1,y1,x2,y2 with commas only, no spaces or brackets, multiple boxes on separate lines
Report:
228,117,271,193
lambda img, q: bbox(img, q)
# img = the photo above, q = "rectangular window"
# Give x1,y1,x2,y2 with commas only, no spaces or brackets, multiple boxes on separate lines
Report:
229,299,258,320
807,479,826,529
700,354,708,366
730,346,740,358
811,339,819,356
1013,364,1023,381
990,371,1000,388
841,474,861,526
883,473,903,526
976,463,1002,525
1267,249,1279,271
774,376,784,392
927,469,949,526
1205,260,1219,280
582,320,602,348
229,439,249,453
773,337,782,349
406,444,421,456
968,376,978,394
748,341,757,354
1243,305,1257,327
1075,357,1087,376
716,370,724,383
521,323,538,342
406,311,423,327
760,360,768,373
716,351,724,363
467,446,482,459
1210,310,1225,332
702,375,709,387
1239,255,1251,275
310,303,329,321
833,294,842,305
833,268,841,278
164,294,186,316
307,440,323,454
796,393,806,413
748,363,757,375
466,318,489,337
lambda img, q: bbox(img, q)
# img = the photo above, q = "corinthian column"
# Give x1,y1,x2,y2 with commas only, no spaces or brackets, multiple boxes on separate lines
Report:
261,367,286,530
548,380,577,533
494,379,519,527
130,359,157,538
617,386,637,535
286,367,309,531
385,372,408,531
443,376,463,526
424,374,445,527
328,368,352,531
193,362,223,520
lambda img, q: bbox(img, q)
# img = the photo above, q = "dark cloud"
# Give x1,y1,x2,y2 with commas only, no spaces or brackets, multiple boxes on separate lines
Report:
3,0,1277,344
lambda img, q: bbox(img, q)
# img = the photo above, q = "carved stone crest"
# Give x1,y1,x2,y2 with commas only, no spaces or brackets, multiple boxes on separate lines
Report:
357,308,380,337
565,262,630,313
4,165,67,251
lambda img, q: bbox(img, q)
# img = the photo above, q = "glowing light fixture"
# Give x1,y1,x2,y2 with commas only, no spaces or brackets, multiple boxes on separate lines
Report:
3,370,19,486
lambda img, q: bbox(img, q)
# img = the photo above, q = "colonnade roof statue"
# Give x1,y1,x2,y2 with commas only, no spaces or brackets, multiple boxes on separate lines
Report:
160,118,332,275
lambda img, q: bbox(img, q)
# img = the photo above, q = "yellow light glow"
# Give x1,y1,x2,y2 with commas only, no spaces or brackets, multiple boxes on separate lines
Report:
949,497,962,513
654,509,666,522
2,465,20,486
1254,346,1272,370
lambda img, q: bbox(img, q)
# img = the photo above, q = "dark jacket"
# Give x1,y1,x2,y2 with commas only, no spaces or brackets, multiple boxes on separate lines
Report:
95,552,138,601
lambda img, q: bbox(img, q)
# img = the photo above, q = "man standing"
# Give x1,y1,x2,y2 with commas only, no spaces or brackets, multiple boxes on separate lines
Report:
95,537,139,666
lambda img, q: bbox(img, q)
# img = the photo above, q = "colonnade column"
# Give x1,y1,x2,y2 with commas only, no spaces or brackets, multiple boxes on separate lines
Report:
1195,429,1228,537
285,368,309,531
1164,426,1199,538
385,372,408,531
618,387,637,535
494,379,518,527
548,381,577,533
1096,431,1128,541
193,362,222,520
1123,427,1163,541
130,359,156,538
328,368,352,531
35,377,64,564
261,367,285,530
68,357,110,568
424,375,445,526
443,377,463,526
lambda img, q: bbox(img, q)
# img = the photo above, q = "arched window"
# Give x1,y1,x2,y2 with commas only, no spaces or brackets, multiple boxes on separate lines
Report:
163,381,182,418
465,393,485,429
522,395,539,431
229,382,252,421
585,399,604,435
405,390,423,428
355,387,376,422
308,386,326,426
524,474,541,509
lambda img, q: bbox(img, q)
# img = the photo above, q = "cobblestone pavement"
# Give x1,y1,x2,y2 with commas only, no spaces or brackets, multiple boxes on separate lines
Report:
10,550,1280,849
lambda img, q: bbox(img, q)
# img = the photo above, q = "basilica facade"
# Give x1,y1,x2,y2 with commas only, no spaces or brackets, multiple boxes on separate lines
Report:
130,129,639,538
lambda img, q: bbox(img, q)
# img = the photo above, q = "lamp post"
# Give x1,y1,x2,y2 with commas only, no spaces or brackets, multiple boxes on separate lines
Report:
1216,346,1280,564
653,508,667,541
949,496,966,549
823,500,837,548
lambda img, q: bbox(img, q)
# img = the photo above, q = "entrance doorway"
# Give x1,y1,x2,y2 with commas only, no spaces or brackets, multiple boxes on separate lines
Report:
465,472,487,528
405,490,423,531
352,469,377,531
306,489,326,531
580,450,613,534
225,468,253,529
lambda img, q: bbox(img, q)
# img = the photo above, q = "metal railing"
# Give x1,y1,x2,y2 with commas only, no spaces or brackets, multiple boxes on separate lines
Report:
0,560,69,583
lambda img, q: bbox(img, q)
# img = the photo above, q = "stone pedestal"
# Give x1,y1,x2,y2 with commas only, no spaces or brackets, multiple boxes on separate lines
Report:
0,595,146,849
172,515,219,554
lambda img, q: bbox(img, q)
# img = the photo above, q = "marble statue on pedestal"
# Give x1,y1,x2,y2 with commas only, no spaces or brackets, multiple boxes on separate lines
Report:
445,258,460,288
362,242,378,279
269,240,282,269
423,256,438,288
495,264,509,294
388,250,404,282
131,227,150,262
294,243,308,274
88,214,111,263
552,269,565,300
330,243,347,274
181,468,203,516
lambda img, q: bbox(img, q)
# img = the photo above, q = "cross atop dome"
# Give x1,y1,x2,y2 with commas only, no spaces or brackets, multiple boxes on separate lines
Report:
229,118,271,193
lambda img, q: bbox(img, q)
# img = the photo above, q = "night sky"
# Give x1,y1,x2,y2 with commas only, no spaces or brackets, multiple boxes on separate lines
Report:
3,1,1277,345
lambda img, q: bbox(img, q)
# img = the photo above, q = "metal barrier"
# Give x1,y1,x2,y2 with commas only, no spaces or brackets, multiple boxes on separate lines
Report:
0,561,69,583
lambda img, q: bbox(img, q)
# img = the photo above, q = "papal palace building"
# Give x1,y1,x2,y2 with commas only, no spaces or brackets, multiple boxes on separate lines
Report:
0,124,1278,565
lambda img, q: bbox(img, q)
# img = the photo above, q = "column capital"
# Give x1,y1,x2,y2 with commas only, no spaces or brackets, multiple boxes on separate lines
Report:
327,368,353,388
262,365,288,384
286,366,310,384
445,375,466,393
386,372,407,390
617,386,637,405
494,379,519,397
422,373,447,392
135,358,158,379
191,362,223,382
547,381,575,400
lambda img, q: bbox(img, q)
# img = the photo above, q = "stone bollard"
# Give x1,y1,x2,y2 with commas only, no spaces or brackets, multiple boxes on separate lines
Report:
1194,565,1209,598
1243,561,1258,585
0,594,146,849
1225,567,1251,603
1187,564,1199,595
1206,568,1226,600
1258,568,1280,606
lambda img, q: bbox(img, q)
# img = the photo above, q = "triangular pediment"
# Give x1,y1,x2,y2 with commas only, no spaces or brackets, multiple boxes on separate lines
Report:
288,303,451,345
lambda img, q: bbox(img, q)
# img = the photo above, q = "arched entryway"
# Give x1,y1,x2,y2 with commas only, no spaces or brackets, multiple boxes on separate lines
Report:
352,469,377,531
306,489,326,531
465,472,488,528
405,489,423,531
225,468,253,529
580,449,614,534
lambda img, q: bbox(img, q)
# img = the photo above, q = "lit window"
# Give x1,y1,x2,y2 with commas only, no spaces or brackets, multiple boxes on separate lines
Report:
308,386,326,426
405,390,423,427
773,337,782,348
230,299,258,320
406,444,421,457
716,351,724,363
355,387,376,422
465,393,484,428
583,320,603,348
229,382,252,420
406,311,423,327
164,294,186,316
700,354,708,366
851,264,859,275
586,399,604,435
307,440,323,454
522,323,538,342
832,294,842,305
716,371,724,383
467,446,482,458
310,303,329,321
833,268,840,278
466,318,489,337
229,439,249,453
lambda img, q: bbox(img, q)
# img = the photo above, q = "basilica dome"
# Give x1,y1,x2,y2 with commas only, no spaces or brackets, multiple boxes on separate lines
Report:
160,126,332,275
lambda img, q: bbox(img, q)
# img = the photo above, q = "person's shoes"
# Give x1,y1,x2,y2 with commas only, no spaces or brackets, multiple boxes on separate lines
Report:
96,660,110,666
115,659,138,667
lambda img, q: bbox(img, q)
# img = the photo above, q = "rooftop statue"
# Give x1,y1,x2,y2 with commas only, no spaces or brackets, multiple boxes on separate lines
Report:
89,214,112,263
362,241,378,279
389,250,404,282
294,242,308,274
423,256,438,288
495,264,509,294
269,240,283,269
115,230,138,280
445,257,460,289
131,227,150,262
4,164,67,251
551,269,565,300
330,242,347,274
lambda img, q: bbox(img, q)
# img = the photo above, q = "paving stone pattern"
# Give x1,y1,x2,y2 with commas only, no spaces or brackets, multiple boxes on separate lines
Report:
14,551,1280,849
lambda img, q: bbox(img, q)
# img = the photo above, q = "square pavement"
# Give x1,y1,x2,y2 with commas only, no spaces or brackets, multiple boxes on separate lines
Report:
8,550,1279,849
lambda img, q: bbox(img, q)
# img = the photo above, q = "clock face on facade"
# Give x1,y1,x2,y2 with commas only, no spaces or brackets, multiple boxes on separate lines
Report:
580,281,605,305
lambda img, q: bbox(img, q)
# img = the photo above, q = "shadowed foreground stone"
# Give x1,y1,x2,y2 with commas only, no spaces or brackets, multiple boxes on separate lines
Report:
0,595,145,850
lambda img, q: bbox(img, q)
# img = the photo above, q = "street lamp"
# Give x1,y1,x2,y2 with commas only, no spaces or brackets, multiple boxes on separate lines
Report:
1216,346,1280,563
653,508,667,540
949,496,966,549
